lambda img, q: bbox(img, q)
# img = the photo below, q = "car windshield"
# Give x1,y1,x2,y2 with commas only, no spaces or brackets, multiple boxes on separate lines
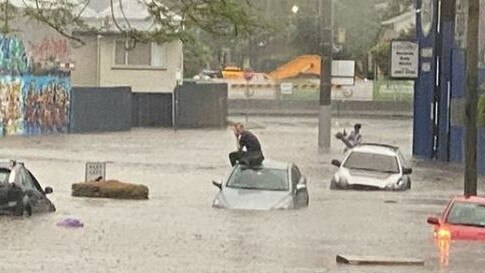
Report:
446,201,485,227
343,151,400,173
226,165,289,191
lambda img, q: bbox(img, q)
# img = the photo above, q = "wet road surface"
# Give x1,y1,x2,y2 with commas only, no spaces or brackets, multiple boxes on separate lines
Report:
0,116,484,273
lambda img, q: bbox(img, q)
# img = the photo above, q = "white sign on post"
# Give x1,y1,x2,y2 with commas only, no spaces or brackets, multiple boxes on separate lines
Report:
280,82,293,95
85,162,106,182
391,41,419,79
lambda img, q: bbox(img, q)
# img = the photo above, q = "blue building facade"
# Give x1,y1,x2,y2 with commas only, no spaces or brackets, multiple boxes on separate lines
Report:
414,0,485,174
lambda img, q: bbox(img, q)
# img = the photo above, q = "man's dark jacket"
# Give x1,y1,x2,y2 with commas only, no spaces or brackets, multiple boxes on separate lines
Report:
238,131,264,166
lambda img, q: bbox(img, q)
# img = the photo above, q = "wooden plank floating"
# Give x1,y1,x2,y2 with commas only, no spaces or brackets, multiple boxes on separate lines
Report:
336,254,425,266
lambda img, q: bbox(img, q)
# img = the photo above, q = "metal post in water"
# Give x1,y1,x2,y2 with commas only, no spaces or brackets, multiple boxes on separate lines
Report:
464,0,479,196
245,80,249,124
318,0,333,152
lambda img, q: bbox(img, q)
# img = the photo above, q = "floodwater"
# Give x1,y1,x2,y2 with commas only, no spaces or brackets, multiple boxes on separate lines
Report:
0,116,484,273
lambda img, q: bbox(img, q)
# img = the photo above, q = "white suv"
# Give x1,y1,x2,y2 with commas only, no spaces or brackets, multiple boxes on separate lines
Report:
330,143,412,191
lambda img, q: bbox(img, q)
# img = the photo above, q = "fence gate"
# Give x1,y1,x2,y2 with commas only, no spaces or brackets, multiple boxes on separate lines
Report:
174,82,228,129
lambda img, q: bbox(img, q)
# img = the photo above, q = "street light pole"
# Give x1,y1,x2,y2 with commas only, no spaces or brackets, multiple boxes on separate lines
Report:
318,0,333,151
464,0,479,196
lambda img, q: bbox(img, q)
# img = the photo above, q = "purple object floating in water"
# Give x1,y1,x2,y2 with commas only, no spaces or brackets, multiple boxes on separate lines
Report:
57,218,84,228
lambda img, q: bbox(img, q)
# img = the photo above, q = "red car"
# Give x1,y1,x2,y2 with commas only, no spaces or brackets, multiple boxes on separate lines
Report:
427,196,485,240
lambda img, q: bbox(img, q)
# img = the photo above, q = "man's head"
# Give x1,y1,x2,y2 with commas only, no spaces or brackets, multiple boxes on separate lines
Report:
354,123,362,133
233,122,245,136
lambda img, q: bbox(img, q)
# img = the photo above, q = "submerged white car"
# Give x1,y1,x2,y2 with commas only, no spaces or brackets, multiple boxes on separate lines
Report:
330,143,412,191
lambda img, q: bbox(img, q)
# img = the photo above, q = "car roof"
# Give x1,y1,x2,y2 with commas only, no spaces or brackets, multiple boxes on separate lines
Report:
238,160,289,170
0,160,13,169
452,195,485,204
0,159,25,170
350,143,399,156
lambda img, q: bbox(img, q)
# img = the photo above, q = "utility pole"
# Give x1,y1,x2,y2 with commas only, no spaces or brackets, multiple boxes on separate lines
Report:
4,0,9,33
464,0,479,196
318,0,333,151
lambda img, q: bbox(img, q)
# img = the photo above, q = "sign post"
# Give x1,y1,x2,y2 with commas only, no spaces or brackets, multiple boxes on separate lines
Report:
85,162,106,182
243,68,254,124
390,41,419,79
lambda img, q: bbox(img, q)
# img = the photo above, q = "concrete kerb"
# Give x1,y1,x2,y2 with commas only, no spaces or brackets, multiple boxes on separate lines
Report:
228,99,414,119
228,110,413,119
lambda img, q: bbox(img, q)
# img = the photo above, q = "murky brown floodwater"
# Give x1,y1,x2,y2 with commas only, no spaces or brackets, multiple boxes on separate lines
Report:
1,116,484,273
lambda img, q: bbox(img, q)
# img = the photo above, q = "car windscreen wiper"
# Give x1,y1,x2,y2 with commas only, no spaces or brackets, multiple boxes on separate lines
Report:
350,167,399,174
227,185,258,190
349,167,380,172
381,170,400,174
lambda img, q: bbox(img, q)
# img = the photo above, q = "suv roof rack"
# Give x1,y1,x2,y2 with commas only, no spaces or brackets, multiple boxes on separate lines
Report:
357,143,399,151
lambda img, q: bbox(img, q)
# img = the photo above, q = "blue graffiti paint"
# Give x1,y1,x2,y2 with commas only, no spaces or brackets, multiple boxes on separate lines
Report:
22,75,71,134
0,36,71,136
0,35,28,74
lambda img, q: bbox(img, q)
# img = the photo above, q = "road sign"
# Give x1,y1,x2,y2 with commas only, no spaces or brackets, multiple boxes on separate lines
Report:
280,82,293,95
243,68,254,81
391,41,419,79
85,162,106,182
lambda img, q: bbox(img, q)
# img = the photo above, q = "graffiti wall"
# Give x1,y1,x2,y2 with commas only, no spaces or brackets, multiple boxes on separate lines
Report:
0,35,71,136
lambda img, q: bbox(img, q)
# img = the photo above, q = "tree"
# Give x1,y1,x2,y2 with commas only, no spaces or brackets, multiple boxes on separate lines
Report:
1,0,260,46
370,29,414,77
379,0,414,21
286,0,382,75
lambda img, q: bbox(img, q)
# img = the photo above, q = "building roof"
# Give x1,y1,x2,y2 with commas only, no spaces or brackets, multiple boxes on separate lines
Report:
381,10,415,26
10,0,98,18
97,0,150,20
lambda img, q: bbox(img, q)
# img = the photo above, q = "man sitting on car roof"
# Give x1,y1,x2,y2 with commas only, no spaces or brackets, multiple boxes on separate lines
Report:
229,123,265,168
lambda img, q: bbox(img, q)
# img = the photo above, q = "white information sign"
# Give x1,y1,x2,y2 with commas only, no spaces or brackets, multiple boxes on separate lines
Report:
280,82,293,95
85,162,106,182
391,41,419,79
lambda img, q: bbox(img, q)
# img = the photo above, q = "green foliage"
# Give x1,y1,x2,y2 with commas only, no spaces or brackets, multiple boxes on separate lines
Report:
479,94,485,127
22,0,95,45
0,2,19,34
183,35,212,77
370,29,414,77
289,15,320,55
380,0,414,20
288,0,383,67
1,0,259,46
370,40,390,76
334,0,382,60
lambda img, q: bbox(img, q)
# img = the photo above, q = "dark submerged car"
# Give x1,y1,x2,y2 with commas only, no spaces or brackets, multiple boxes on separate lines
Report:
0,160,55,216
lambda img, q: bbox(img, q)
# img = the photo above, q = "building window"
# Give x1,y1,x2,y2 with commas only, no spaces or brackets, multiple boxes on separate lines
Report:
114,41,166,67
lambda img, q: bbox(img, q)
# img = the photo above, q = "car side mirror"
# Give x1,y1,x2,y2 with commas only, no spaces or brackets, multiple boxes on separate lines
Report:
44,186,53,194
427,216,439,225
331,160,341,167
297,177,307,191
296,183,306,191
299,177,307,185
403,168,413,175
212,180,222,190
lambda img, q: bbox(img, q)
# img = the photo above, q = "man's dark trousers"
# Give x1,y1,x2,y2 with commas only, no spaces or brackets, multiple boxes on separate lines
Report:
229,151,264,167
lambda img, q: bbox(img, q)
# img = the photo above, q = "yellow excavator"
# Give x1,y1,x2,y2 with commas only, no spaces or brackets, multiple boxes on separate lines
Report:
211,55,322,81
268,55,321,80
